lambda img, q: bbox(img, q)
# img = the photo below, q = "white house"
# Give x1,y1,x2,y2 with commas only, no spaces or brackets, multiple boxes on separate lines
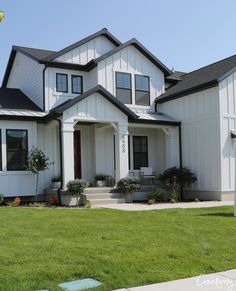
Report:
0,28,235,201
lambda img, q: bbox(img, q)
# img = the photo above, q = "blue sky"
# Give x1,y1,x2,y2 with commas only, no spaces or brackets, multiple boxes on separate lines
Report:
1,0,236,81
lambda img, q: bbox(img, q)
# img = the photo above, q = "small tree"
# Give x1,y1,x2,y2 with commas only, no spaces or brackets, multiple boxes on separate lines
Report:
66,179,89,206
117,177,140,203
158,167,197,201
27,147,49,202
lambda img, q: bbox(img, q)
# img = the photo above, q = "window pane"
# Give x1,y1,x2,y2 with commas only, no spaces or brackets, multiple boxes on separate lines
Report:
135,75,149,91
133,136,148,170
7,130,28,171
72,75,82,94
116,72,131,89
116,88,132,104
135,91,150,106
56,74,68,92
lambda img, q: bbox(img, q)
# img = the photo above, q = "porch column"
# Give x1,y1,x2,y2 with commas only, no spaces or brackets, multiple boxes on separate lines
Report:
115,123,129,183
165,127,180,168
61,121,74,189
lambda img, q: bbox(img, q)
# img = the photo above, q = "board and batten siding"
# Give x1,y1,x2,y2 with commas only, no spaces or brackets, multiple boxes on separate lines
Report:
219,71,236,192
55,36,116,64
44,67,98,111
97,45,165,111
7,52,44,109
159,86,221,192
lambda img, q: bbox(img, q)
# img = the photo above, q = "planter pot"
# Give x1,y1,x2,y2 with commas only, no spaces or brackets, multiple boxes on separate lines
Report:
60,193,84,206
51,181,61,189
125,193,133,203
96,180,105,187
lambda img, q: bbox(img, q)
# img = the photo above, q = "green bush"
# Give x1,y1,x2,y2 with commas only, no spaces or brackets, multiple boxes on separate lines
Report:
117,178,140,193
148,188,171,202
0,194,4,204
147,198,155,205
84,200,91,208
94,174,106,181
67,179,89,195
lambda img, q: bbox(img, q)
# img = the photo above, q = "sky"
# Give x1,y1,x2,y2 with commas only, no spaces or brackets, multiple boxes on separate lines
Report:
1,0,236,82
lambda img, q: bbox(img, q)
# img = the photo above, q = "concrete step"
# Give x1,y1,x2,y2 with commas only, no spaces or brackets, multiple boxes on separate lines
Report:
90,198,126,205
84,187,114,194
85,193,125,200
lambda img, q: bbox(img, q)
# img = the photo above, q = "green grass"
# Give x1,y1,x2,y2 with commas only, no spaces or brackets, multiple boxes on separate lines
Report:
0,206,236,290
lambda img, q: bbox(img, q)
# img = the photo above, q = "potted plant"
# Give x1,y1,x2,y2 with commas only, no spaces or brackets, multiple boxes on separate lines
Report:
51,176,61,189
61,179,89,206
117,177,140,203
94,174,106,187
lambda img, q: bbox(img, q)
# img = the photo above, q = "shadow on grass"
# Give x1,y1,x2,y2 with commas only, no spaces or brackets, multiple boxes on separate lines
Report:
199,212,234,217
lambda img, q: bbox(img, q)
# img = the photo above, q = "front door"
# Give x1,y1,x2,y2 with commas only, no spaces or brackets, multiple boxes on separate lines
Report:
74,130,82,179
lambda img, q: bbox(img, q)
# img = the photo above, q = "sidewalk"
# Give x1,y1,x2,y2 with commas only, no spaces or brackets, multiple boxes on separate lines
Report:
113,269,236,291
95,201,233,211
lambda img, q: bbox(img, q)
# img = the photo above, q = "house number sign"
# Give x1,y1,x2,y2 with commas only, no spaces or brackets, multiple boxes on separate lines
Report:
122,135,126,153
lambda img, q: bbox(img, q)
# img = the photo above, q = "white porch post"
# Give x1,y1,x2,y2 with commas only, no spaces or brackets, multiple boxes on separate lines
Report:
165,127,180,168
115,123,129,183
61,121,74,189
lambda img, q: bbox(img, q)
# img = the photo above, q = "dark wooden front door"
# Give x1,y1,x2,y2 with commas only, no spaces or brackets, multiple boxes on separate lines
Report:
74,130,82,179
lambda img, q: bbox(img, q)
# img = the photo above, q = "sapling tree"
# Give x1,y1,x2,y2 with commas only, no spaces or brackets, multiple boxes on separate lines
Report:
0,11,4,22
27,147,49,202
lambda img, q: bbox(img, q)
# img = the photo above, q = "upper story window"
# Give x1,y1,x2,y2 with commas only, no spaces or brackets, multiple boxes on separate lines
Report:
6,130,28,171
72,75,83,94
116,72,132,104
56,73,68,93
135,75,150,106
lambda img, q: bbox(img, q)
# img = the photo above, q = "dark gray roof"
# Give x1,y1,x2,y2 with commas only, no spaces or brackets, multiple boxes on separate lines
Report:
157,54,236,103
0,88,42,111
93,38,172,76
166,71,186,82
12,46,55,61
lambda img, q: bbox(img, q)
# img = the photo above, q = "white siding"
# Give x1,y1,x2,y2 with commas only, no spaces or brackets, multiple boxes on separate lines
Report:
37,123,60,194
159,87,221,191
97,45,165,111
44,67,98,111
55,36,115,64
219,71,236,191
7,52,44,109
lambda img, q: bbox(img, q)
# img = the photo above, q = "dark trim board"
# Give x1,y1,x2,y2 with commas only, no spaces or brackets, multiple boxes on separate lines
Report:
129,119,181,126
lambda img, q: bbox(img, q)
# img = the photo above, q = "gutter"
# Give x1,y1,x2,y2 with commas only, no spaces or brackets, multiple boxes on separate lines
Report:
54,117,63,205
42,64,48,111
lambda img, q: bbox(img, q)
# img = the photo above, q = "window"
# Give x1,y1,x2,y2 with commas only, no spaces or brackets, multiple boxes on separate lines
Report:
6,130,28,171
56,73,68,93
116,72,132,104
133,136,148,170
0,130,2,171
135,75,150,106
72,75,83,94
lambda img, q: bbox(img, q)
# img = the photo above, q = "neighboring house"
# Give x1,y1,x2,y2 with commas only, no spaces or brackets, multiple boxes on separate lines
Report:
0,28,235,200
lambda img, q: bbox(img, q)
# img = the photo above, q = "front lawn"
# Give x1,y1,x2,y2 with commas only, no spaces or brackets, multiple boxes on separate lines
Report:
0,206,236,290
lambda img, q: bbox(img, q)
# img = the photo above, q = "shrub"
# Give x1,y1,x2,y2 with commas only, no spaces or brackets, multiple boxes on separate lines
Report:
0,194,4,204
66,179,89,195
147,198,155,205
14,196,21,206
117,178,140,203
84,200,91,208
170,198,176,203
158,167,197,201
148,188,171,202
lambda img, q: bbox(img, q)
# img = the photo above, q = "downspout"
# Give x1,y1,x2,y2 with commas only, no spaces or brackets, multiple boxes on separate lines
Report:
42,64,48,111
178,123,183,200
55,118,63,205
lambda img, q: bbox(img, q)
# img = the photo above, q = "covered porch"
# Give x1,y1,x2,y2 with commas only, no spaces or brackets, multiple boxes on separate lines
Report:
54,86,180,189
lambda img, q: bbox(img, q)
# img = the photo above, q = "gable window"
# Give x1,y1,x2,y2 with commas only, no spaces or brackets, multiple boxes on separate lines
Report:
135,75,150,106
116,72,132,104
0,130,2,171
133,136,148,170
56,73,68,93
72,75,83,94
6,130,28,171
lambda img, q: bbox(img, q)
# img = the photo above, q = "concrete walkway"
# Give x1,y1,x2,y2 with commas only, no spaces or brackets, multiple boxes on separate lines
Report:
113,269,236,291
95,201,233,211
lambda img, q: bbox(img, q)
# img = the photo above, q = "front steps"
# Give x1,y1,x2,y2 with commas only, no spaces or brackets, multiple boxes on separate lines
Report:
83,187,126,205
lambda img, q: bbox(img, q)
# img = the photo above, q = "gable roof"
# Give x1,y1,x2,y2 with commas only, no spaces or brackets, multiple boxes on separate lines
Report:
44,28,122,61
92,38,172,76
157,54,236,103
0,88,42,111
49,85,138,119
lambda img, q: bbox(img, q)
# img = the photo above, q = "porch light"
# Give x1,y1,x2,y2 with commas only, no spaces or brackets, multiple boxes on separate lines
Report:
0,11,4,22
